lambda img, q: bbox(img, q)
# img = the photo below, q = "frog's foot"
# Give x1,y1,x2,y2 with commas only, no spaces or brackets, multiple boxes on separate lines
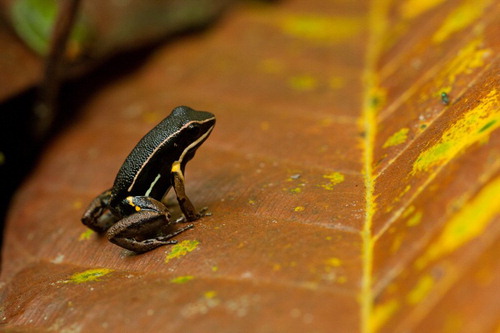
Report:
81,189,115,232
199,206,210,216
175,207,210,224
118,238,178,253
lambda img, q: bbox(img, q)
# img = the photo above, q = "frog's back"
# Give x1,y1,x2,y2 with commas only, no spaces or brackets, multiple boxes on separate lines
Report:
110,106,215,204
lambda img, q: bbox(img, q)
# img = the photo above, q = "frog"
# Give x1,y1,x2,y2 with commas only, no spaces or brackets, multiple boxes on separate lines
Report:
81,106,216,253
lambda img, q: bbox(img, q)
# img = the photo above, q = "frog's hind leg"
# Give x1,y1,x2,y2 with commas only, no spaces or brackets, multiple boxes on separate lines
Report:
106,210,193,253
81,189,116,232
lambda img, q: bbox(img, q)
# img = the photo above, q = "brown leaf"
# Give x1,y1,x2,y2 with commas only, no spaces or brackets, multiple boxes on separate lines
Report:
2,1,500,332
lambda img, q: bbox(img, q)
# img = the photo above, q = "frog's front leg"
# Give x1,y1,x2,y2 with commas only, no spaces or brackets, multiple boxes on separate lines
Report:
106,196,193,253
81,189,117,232
171,162,203,222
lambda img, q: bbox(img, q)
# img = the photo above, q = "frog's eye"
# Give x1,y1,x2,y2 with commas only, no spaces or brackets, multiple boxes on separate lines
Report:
187,124,201,136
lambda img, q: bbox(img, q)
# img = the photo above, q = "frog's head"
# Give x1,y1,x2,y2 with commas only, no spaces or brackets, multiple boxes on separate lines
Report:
172,106,216,167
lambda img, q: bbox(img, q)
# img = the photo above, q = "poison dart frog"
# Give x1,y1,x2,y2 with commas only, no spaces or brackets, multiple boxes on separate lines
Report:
81,106,215,253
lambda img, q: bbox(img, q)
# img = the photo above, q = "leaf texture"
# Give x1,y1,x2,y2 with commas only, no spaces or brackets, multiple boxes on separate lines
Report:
1,0,499,332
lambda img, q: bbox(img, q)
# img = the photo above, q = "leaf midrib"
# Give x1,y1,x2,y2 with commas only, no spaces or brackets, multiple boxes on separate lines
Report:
360,1,391,332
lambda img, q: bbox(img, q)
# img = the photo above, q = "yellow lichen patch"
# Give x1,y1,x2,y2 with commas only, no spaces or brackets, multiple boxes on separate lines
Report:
413,89,499,173
170,275,195,284
384,205,394,214
402,205,416,218
399,0,446,20
279,14,362,43
390,234,404,253
406,274,435,304
370,299,400,332
211,266,219,272
286,186,302,194
78,229,94,241
321,172,345,190
391,185,411,208
416,176,500,269
406,211,423,227
165,240,200,264
294,206,305,212
288,75,317,91
430,37,491,98
325,257,342,267
204,290,217,299
432,0,492,44
62,268,113,284
383,128,409,148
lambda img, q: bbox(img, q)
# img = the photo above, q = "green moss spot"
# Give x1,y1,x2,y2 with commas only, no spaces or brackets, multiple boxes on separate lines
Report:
78,229,94,241
367,86,387,113
370,96,381,108
165,240,200,263
383,128,409,148
64,268,113,284
478,119,497,133
170,275,195,284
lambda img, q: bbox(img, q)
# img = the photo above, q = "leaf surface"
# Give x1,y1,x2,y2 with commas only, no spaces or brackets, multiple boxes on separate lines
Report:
1,1,500,332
